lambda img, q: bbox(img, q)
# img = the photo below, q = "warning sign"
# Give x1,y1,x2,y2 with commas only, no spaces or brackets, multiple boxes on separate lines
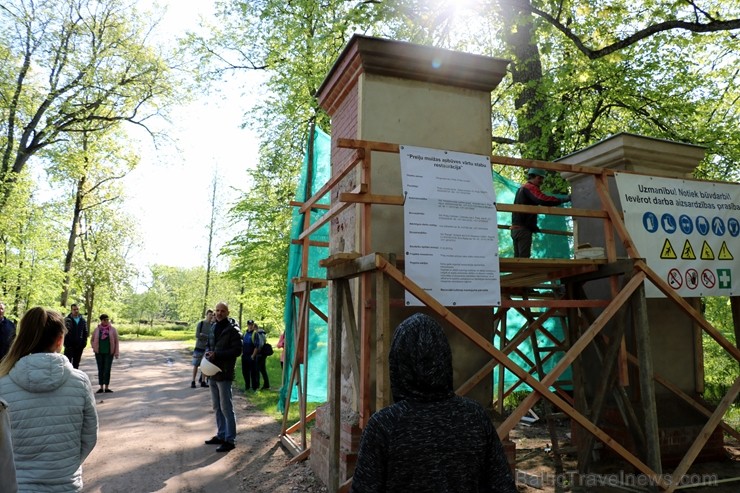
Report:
660,239,677,259
615,173,739,297
681,240,696,260
685,269,699,290
667,269,682,289
718,241,734,260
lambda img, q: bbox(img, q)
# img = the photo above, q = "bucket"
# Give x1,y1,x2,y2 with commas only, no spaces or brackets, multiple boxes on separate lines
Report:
575,246,606,259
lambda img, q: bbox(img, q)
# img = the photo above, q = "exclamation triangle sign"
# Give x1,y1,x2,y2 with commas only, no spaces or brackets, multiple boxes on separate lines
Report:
718,241,734,260
660,239,677,259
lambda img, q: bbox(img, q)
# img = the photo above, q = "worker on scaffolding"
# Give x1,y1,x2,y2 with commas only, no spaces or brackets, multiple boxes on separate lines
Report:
511,168,571,258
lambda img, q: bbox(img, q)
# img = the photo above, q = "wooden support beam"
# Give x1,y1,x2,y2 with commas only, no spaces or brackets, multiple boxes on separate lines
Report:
498,203,608,219
376,258,392,409
376,257,667,486
339,280,361,398
300,148,363,214
328,276,344,492
665,376,740,493
632,282,662,475
284,410,317,435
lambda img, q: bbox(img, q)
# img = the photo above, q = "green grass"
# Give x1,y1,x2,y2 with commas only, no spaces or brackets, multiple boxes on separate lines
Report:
116,322,192,341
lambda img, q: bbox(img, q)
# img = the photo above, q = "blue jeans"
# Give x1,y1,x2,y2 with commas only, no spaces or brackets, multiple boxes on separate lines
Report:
209,378,236,443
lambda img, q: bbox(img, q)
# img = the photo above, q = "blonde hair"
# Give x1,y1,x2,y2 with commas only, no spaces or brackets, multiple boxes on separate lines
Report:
0,307,66,376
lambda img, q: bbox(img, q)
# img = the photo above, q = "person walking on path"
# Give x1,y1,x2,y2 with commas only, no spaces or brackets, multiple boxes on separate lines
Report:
204,302,242,452
64,304,89,369
254,323,270,390
511,168,570,258
0,307,98,493
91,314,119,394
350,313,516,493
191,309,214,388
0,301,16,362
241,320,261,392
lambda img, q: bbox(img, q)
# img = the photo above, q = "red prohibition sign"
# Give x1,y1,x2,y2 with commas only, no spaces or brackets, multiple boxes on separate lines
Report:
701,269,716,289
667,268,683,289
685,269,699,290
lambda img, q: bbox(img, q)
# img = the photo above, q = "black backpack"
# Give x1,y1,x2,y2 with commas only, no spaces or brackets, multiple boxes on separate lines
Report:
261,341,274,356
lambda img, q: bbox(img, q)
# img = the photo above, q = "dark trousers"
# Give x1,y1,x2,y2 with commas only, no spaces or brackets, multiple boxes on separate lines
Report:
511,228,533,258
95,352,114,386
257,356,269,389
64,345,85,369
242,355,260,391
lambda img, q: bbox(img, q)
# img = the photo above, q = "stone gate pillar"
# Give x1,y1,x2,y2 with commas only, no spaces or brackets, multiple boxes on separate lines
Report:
560,133,724,464
310,34,509,483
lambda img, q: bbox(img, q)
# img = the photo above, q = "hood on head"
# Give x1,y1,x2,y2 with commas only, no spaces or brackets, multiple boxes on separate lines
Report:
389,313,454,403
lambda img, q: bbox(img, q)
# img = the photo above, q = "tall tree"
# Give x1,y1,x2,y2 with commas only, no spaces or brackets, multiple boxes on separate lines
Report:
46,127,138,308
0,0,176,213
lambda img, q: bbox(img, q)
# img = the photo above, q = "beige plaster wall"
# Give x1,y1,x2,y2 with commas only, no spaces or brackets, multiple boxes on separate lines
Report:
356,73,495,407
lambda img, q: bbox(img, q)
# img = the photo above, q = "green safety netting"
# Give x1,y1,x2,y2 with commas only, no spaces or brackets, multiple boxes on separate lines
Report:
278,133,572,413
278,126,331,413
492,173,573,393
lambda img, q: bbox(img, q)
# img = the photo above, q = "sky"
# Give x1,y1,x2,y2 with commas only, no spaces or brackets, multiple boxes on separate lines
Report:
122,1,264,275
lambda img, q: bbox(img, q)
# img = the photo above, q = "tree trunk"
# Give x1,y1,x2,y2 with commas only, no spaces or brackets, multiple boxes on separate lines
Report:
60,174,86,307
203,174,217,317
498,0,557,160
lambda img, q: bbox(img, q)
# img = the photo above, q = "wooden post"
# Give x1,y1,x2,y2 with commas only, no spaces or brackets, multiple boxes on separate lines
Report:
632,281,662,478
375,256,392,410
328,280,344,492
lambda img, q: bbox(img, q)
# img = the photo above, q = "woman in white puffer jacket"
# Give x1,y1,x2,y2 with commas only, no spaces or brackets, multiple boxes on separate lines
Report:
0,307,98,492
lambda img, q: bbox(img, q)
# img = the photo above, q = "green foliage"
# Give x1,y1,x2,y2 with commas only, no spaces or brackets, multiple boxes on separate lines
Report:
0,0,180,213
701,297,738,403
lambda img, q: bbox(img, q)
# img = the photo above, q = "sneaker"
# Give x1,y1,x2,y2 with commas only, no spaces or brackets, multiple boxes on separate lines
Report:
216,442,235,452
104,389,113,393
96,389,104,394
200,381,209,388
205,436,225,445
191,381,196,388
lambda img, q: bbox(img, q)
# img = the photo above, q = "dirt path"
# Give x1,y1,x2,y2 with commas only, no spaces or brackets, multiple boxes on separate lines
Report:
78,340,325,493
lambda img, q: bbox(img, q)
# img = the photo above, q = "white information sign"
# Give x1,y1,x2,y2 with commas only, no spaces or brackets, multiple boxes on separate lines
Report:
399,145,501,307
614,173,740,297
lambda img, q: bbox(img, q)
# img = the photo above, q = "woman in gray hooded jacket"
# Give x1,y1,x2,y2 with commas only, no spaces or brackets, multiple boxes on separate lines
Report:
351,313,517,493
0,307,98,492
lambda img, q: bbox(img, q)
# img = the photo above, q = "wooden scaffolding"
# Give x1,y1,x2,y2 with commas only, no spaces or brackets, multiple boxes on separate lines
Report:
279,138,740,493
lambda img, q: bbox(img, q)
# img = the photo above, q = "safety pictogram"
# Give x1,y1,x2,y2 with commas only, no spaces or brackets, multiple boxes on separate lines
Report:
643,212,658,233
700,241,714,260
667,269,683,289
685,269,699,290
679,214,693,235
718,269,732,289
696,216,709,236
660,239,677,259
712,217,726,237
729,218,740,238
718,241,734,260
661,214,677,234
701,269,716,289
681,240,696,260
